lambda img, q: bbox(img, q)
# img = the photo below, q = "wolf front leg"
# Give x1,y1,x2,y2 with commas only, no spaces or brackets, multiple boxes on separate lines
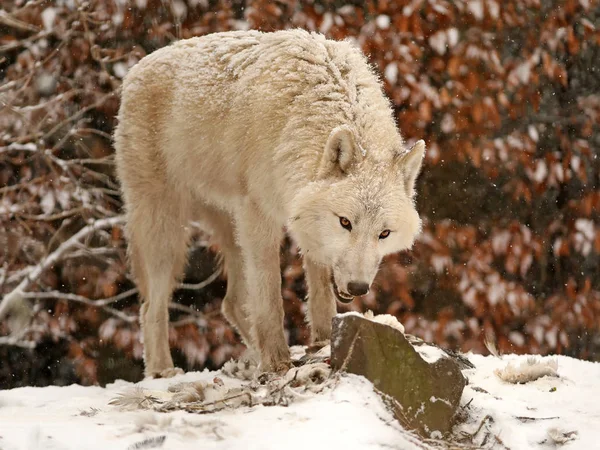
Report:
237,202,290,373
304,257,337,344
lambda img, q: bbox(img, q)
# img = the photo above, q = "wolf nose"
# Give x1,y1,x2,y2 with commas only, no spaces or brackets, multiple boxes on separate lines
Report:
347,282,369,297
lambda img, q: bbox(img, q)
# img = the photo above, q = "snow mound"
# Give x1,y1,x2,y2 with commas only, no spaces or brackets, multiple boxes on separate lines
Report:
363,310,405,333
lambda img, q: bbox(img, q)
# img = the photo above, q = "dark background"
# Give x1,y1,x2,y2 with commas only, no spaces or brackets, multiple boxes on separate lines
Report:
1,0,598,388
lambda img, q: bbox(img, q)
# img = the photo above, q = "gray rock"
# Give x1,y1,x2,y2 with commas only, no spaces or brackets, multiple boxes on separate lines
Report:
330,314,467,437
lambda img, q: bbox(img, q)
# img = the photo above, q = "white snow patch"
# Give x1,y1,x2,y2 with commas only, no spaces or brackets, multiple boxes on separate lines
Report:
532,160,548,183
429,30,447,55
336,311,364,319
415,345,446,364
320,12,333,34
113,62,129,79
571,155,581,172
376,15,390,30
514,61,531,84
441,113,455,133
384,63,398,85
40,190,55,215
467,0,484,20
528,125,539,142
447,28,459,48
363,310,405,333
487,0,500,19
339,311,405,334
41,7,57,32
574,219,595,256
171,0,187,19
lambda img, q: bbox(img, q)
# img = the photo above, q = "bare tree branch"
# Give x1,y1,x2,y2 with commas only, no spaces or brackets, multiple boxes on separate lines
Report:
0,216,126,321
22,291,137,323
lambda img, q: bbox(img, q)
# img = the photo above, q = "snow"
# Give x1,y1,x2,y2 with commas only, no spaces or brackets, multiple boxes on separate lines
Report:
574,219,595,256
0,370,422,450
467,0,484,20
414,344,446,363
113,62,129,79
384,63,398,85
429,30,447,55
375,15,390,30
1,353,599,449
41,8,57,32
459,354,600,449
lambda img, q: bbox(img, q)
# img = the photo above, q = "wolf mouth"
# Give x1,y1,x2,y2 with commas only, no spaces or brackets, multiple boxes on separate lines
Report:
331,275,354,304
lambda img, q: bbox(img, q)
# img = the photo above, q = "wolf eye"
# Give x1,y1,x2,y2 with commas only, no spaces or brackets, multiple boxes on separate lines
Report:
339,216,352,231
379,229,391,239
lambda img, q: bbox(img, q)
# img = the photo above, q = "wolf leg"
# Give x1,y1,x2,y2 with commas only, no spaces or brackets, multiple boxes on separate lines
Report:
304,257,337,344
237,201,290,372
220,240,254,347
193,203,254,347
127,190,190,378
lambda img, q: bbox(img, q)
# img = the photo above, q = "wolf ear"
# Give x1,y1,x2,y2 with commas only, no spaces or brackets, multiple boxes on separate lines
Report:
396,139,425,197
318,126,361,178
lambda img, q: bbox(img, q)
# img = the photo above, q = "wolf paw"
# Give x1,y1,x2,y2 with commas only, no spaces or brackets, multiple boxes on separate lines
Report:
147,367,184,379
255,360,293,384
222,349,259,381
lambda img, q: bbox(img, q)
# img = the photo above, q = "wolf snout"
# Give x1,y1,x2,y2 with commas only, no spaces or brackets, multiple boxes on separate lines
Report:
347,281,370,297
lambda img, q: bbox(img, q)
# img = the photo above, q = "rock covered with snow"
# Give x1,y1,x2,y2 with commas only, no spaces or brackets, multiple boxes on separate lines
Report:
330,313,467,436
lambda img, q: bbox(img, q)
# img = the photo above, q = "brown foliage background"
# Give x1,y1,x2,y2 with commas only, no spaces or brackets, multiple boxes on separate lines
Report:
0,0,599,388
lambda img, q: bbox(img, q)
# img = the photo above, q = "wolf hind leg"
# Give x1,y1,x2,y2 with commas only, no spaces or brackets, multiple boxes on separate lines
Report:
127,189,191,378
194,203,254,347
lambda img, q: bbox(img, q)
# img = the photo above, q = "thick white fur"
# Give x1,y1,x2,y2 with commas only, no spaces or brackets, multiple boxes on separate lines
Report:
114,29,425,377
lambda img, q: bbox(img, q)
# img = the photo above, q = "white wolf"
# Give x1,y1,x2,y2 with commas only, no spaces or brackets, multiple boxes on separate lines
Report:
114,29,425,377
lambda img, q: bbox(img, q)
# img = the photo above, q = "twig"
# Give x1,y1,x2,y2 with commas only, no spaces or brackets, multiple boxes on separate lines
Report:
0,30,51,52
21,290,137,323
0,11,40,33
178,269,222,290
471,415,494,439
16,207,90,221
516,416,560,422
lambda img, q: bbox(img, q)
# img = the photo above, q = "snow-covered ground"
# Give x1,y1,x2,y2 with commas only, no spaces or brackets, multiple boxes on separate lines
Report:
0,353,598,450
458,354,600,449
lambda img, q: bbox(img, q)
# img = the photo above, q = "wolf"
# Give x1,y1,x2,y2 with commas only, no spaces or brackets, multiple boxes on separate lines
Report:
114,29,425,377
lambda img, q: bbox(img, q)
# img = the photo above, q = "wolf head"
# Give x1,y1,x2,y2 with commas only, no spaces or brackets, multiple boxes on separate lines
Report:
289,126,425,303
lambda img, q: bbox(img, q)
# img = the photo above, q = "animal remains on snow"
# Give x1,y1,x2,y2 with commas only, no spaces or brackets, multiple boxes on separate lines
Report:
114,29,426,377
